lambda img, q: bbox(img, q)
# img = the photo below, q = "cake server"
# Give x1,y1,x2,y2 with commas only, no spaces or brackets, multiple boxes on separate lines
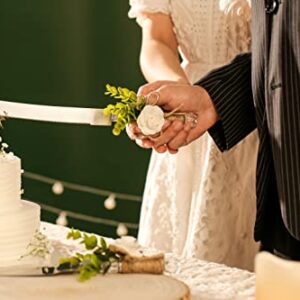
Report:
0,100,112,126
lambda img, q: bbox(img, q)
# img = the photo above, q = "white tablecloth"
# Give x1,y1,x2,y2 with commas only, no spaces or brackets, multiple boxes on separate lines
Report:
0,222,256,300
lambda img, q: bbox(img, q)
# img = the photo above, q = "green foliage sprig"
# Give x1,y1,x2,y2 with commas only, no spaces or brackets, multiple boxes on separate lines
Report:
103,84,145,136
57,229,121,282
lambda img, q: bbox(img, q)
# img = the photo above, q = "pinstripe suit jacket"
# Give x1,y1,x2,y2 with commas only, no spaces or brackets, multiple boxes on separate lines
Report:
198,0,300,241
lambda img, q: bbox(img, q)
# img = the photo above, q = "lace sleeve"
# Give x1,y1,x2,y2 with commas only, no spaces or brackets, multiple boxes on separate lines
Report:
128,0,170,26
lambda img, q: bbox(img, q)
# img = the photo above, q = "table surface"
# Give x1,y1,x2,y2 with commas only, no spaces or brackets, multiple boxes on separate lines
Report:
0,222,256,300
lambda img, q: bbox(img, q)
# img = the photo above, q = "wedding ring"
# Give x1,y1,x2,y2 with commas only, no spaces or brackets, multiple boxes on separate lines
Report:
184,113,198,128
146,91,160,106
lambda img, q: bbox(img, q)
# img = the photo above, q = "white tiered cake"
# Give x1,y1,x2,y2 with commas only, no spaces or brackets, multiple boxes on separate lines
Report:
0,150,40,266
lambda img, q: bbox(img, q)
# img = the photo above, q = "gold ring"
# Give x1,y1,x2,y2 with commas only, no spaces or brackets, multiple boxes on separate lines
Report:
146,91,160,105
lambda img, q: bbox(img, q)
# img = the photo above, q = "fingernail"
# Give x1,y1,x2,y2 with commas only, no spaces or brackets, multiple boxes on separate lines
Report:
156,145,167,153
169,149,178,154
143,141,153,148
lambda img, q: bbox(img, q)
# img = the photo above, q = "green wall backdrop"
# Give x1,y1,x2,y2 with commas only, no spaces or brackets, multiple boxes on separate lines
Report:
0,1,150,237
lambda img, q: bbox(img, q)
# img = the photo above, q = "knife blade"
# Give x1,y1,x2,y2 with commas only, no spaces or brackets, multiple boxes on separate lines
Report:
0,265,75,277
0,100,112,126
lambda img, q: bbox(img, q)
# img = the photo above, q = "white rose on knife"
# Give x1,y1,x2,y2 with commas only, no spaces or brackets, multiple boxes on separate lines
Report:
137,105,165,136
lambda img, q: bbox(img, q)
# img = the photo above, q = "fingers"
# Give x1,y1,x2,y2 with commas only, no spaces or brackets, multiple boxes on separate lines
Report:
167,148,178,154
161,119,171,130
151,120,184,148
135,137,154,149
153,144,178,154
126,122,142,140
166,124,191,151
127,110,205,152
126,124,136,140
168,132,187,151
127,119,173,151
153,144,168,153
152,120,203,153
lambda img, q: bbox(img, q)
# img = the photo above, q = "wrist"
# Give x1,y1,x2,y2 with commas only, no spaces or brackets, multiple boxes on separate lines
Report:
195,85,219,128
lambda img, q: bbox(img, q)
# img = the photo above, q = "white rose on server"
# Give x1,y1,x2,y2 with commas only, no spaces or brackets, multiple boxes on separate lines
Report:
137,105,165,136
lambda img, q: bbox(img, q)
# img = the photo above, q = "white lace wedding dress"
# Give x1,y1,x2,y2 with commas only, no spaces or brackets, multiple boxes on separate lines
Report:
129,0,259,271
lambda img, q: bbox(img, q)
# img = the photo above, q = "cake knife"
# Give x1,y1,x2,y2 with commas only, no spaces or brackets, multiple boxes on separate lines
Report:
0,100,112,126
0,265,75,277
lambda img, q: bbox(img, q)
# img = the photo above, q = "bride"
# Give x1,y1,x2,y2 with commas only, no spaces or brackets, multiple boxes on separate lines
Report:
128,0,259,270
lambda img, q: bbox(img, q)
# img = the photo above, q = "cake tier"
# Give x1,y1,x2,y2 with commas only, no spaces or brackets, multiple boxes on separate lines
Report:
0,200,40,266
0,153,21,210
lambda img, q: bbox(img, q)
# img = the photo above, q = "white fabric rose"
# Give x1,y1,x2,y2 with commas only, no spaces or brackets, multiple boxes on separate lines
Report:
137,105,165,136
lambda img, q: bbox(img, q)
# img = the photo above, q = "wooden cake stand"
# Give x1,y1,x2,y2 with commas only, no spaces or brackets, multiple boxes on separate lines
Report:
0,273,190,300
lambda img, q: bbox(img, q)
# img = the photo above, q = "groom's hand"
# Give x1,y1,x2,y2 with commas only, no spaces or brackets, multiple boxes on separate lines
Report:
138,80,219,153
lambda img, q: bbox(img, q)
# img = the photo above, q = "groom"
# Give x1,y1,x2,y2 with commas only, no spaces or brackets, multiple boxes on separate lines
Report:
131,1,300,259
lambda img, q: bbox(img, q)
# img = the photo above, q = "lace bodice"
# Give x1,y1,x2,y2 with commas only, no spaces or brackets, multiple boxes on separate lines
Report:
129,0,251,82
